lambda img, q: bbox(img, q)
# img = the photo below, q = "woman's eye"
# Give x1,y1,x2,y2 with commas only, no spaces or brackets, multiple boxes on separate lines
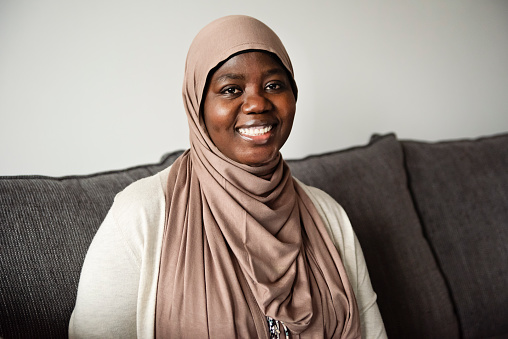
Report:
266,83,282,91
221,87,241,95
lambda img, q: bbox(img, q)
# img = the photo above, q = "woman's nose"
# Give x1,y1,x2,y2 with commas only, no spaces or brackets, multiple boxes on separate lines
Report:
241,90,272,114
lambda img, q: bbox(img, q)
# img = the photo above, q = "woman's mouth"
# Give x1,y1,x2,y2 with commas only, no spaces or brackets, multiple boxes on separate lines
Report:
238,125,273,136
237,125,274,143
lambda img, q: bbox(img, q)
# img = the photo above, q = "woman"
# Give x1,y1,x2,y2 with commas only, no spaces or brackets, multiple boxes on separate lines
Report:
69,15,386,338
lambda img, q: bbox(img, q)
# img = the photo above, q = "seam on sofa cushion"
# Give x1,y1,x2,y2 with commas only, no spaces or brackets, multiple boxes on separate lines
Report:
401,132,508,338
401,141,463,338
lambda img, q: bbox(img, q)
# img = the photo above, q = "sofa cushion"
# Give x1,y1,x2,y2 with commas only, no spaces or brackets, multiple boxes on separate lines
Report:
402,133,508,339
0,151,183,338
288,134,459,338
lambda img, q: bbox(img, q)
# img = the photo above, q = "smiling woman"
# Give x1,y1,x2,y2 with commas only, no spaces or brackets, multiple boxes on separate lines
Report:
203,51,296,166
69,15,386,339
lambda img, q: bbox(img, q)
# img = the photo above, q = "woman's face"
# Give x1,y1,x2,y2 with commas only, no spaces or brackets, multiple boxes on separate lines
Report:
203,51,296,167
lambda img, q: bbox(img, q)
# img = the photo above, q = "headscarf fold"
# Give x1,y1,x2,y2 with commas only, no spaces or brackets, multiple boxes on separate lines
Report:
155,15,360,338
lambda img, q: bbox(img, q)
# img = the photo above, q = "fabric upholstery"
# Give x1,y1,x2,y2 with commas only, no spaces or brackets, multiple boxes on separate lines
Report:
0,151,183,338
2,132,507,338
403,134,508,339
288,134,459,338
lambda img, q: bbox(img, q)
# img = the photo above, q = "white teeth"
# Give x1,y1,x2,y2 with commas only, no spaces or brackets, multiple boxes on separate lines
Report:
238,125,273,136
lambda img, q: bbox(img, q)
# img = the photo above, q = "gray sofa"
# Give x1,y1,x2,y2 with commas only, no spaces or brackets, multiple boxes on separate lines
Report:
1,133,507,338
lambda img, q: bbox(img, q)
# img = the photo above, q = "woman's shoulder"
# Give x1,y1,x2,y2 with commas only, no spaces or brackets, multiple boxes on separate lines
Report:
115,166,170,203
106,167,171,246
112,166,171,217
293,177,348,219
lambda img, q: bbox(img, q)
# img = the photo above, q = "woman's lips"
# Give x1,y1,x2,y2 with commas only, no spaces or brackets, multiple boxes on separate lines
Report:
238,125,273,136
237,125,274,143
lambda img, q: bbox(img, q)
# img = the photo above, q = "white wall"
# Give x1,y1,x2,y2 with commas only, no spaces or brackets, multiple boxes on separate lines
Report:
1,0,507,176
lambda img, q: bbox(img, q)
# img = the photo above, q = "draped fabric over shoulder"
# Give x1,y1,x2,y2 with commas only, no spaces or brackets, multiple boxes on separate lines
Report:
155,15,361,338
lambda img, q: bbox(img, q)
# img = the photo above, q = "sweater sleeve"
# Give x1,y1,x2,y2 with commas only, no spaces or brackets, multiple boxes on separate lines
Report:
68,202,140,338
295,179,387,339
69,168,169,339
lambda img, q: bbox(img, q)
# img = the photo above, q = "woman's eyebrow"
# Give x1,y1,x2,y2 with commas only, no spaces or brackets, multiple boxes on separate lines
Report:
215,73,245,82
265,68,285,76
215,68,285,83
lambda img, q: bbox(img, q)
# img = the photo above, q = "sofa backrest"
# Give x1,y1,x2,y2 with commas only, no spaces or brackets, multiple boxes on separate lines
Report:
0,151,183,338
289,133,508,338
1,133,507,338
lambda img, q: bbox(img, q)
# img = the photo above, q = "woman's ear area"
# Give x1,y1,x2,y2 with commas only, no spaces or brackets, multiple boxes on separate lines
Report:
199,58,227,123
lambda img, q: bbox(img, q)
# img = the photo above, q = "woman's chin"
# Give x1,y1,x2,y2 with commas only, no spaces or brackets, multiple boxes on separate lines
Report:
233,148,279,167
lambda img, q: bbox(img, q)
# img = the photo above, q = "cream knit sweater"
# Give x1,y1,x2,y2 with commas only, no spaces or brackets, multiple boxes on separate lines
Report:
69,167,386,338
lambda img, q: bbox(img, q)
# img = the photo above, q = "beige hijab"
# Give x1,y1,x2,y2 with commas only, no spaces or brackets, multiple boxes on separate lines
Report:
155,15,360,338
